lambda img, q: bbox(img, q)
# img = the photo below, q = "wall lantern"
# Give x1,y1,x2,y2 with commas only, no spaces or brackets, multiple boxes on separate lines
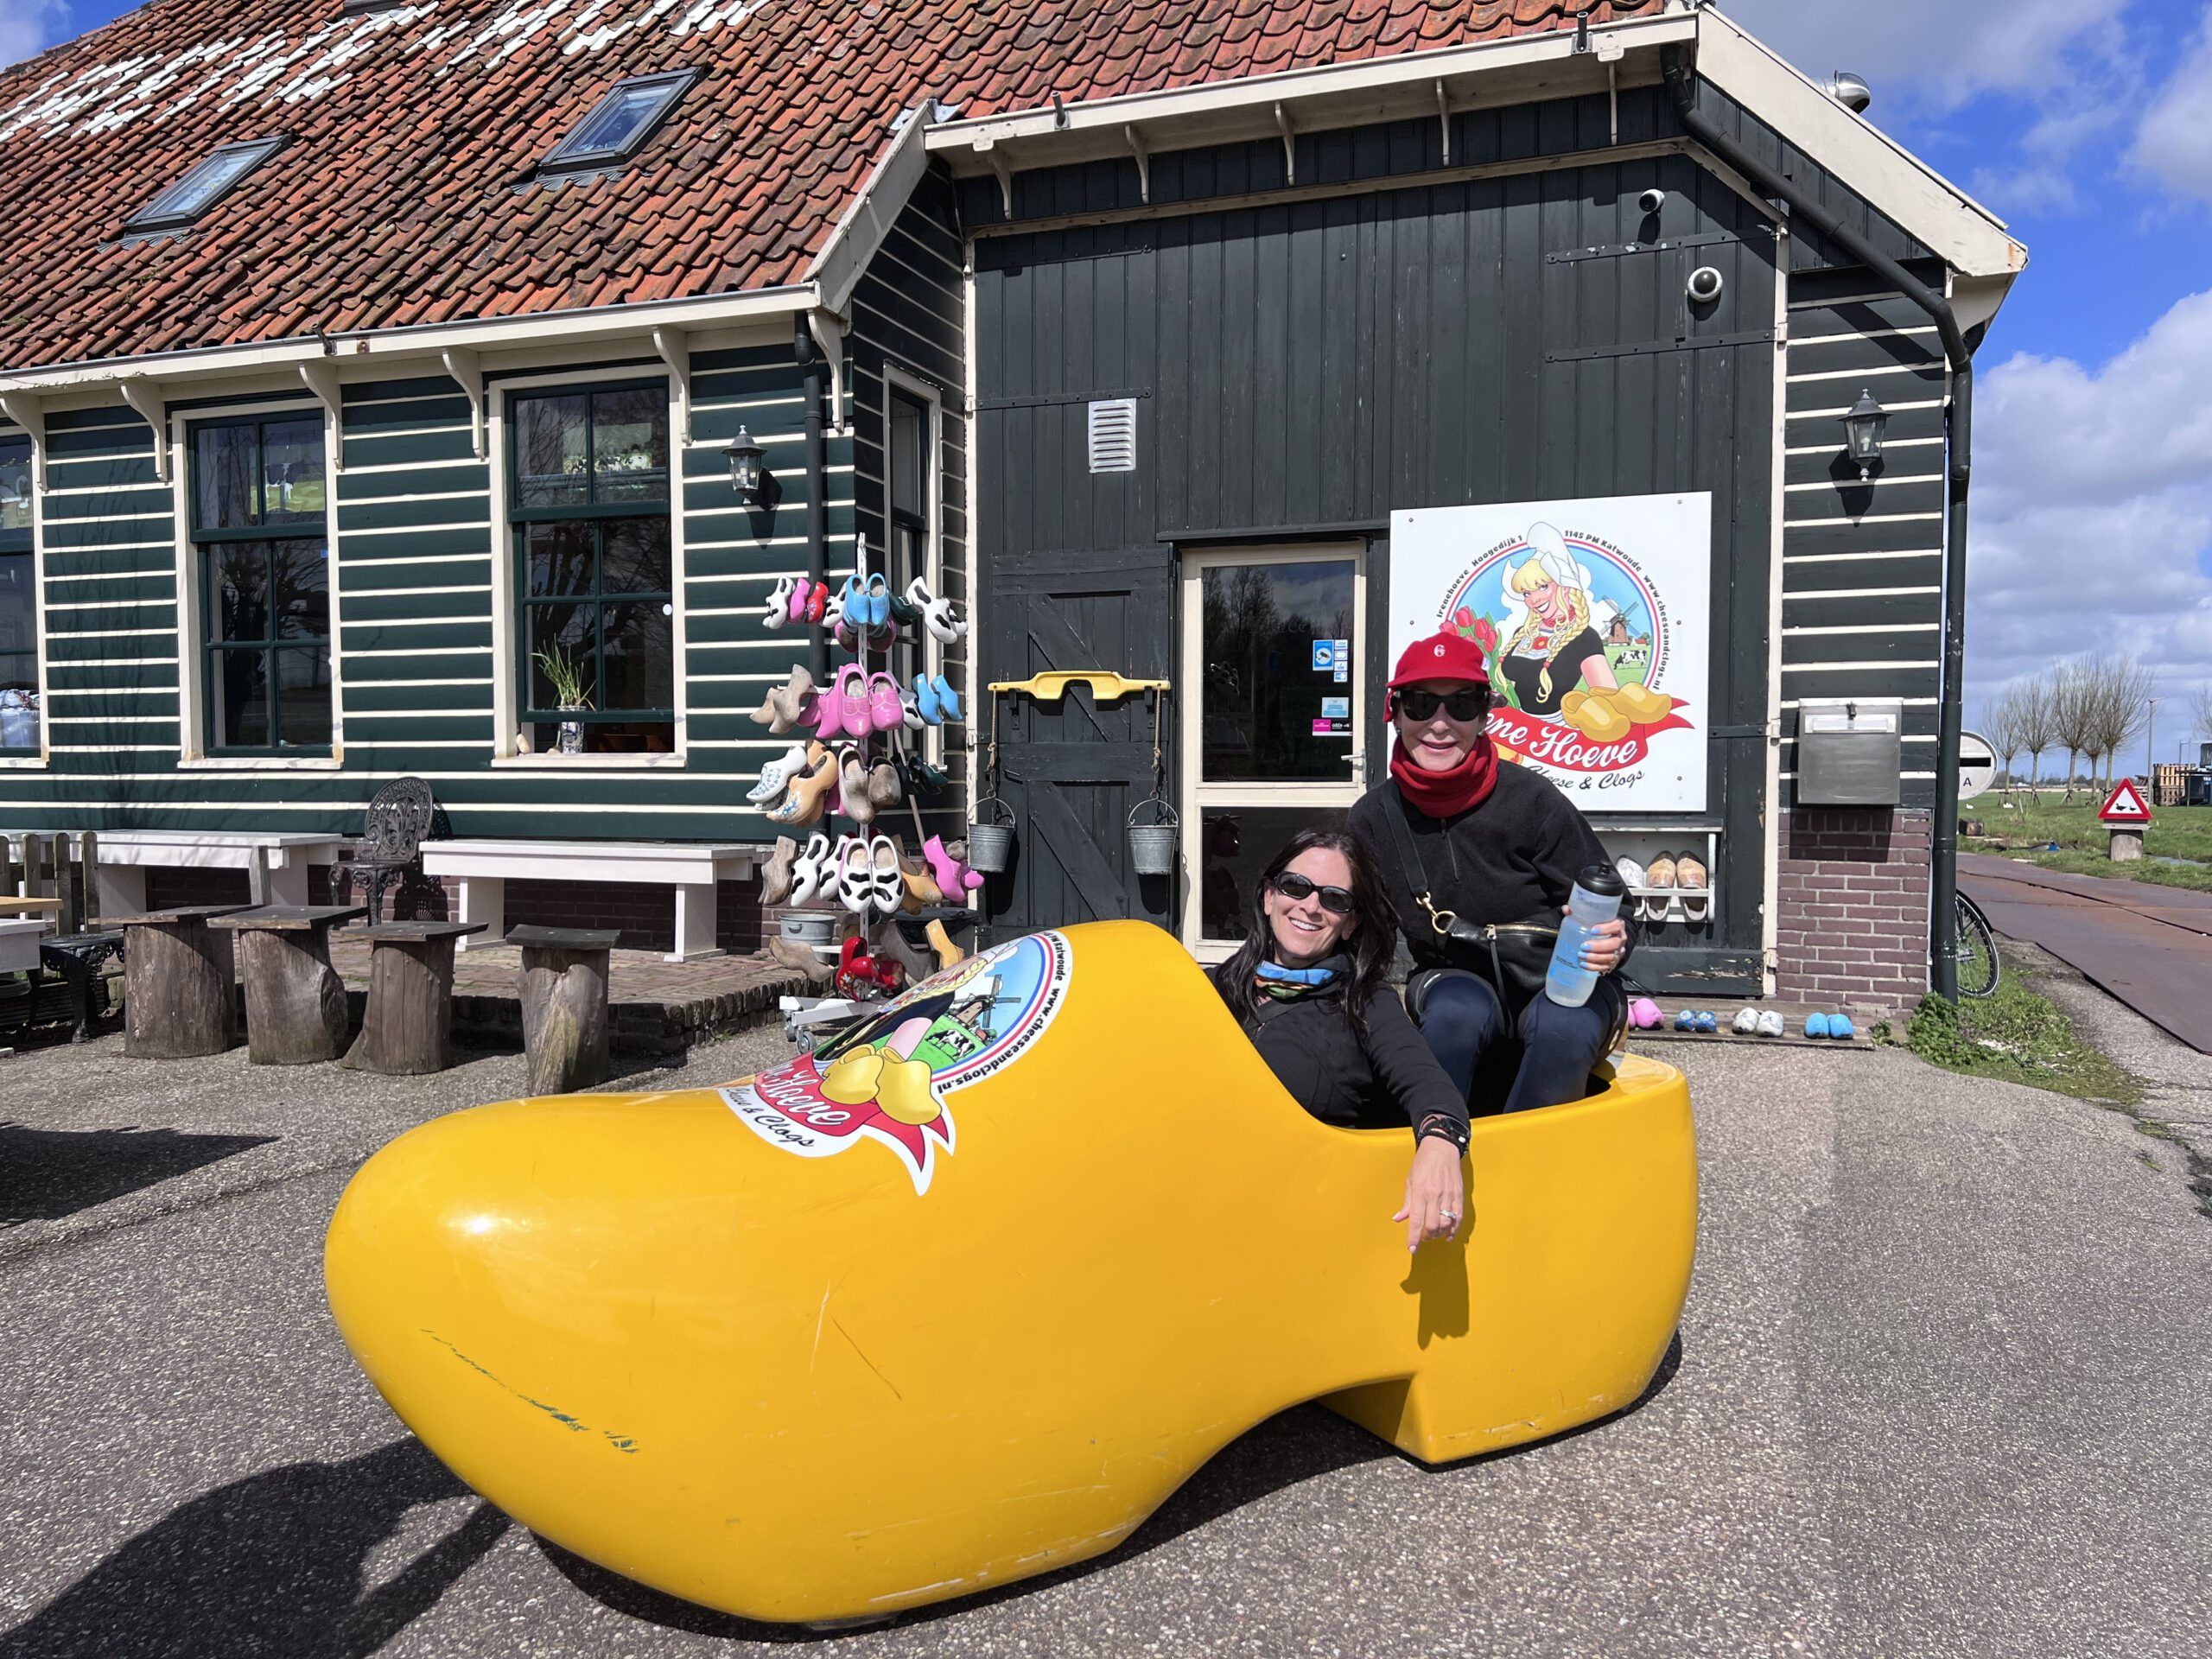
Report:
1840,388,1888,480
723,425,766,504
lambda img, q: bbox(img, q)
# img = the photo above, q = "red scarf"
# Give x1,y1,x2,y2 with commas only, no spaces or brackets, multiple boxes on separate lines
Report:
1389,736,1498,818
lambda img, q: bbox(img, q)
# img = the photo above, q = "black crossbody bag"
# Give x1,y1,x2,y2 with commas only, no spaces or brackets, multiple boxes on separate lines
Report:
1380,781,1560,1014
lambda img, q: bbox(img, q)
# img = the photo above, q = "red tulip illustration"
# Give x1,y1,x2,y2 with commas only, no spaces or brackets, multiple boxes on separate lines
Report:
1471,616,1500,660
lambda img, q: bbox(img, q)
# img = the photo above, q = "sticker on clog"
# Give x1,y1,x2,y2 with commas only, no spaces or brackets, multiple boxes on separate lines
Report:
720,931,1072,1193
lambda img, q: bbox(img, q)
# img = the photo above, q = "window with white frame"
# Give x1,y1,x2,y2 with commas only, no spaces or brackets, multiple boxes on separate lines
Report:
0,435,36,754
188,411,332,753
508,382,674,754
881,380,935,685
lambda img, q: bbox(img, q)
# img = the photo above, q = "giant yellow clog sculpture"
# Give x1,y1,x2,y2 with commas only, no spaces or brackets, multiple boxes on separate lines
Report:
326,920,1695,1624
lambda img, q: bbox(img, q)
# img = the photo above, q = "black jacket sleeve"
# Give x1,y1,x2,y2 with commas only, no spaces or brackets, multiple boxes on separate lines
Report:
1356,987,1471,1146
1526,780,1640,969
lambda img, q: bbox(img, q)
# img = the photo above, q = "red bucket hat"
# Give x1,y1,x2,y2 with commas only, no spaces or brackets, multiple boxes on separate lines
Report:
1388,630,1491,690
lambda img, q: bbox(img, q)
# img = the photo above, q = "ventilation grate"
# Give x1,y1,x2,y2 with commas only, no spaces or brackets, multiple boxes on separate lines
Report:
1087,398,1137,474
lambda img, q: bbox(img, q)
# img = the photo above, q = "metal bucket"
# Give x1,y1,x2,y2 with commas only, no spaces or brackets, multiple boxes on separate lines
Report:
779,912,838,954
1127,798,1179,877
966,797,1016,874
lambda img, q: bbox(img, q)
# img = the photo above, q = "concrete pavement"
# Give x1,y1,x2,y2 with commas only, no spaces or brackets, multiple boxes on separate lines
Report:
2,1020,2209,1656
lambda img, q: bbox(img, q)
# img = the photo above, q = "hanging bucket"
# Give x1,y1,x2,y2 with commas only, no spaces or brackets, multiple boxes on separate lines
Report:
1127,798,1179,877
966,797,1016,874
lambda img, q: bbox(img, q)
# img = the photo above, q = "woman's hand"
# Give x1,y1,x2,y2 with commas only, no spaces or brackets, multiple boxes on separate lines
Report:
1393,1136,1467,1252
1576,913,1630,974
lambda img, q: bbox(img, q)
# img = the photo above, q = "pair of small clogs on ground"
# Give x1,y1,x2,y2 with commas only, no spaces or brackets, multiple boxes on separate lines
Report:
1803,1012,1858,1040
1729,1007,1789,1038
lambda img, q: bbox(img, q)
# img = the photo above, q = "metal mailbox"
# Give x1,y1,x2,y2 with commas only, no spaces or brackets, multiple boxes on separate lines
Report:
1796,699,1903,806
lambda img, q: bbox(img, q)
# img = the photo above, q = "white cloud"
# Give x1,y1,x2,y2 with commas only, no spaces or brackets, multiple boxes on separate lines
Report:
0,1,71,72
1967,289,2212,721
2126,7,2212,203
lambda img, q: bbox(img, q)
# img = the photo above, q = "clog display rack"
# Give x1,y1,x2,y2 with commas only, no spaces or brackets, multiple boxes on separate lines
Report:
743,543,980,1013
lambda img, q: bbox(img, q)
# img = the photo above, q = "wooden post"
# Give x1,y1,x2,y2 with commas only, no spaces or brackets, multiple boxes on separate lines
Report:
216,905,368,1065
113,906,250,1058
343,921,485,1076
508,925,619,1094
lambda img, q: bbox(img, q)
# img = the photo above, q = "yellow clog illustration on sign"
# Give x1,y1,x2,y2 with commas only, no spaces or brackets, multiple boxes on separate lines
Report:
326,921,1695,1624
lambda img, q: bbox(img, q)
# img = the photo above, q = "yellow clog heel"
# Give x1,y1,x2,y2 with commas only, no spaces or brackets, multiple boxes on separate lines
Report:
1608,681,1672,723
327,922,1695,1625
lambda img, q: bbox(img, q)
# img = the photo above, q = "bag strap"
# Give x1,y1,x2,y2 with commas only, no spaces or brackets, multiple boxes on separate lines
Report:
1382,781,1457,940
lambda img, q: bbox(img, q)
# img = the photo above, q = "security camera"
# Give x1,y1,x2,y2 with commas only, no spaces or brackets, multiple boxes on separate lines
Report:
1687,265,1725,305
1638,188,1667,215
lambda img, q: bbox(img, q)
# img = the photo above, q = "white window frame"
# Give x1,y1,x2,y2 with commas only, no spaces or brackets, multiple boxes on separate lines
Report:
169,395,344,771
488,363,690,769
0,423,49,769
1176,542,1370,961
883,362,947,766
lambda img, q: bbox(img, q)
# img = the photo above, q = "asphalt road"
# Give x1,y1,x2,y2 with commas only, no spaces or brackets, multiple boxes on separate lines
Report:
3,1020,2209,1657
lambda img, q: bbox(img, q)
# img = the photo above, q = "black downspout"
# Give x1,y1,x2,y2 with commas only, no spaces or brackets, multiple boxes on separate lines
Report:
1663,47,1974,1001
797,316,830,685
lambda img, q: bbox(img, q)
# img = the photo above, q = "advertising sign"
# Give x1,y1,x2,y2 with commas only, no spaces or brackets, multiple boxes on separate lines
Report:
1389,493,1713,812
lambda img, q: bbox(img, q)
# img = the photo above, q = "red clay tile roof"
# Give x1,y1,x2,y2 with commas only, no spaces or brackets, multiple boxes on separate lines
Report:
0,0,1669,372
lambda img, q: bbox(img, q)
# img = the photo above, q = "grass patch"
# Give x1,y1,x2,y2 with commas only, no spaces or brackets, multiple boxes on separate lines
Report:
1962,794,2212,891
1999,848,2212,893
1902,972,2143,1105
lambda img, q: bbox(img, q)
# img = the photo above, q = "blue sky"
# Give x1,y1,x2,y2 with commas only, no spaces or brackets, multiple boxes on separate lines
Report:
7,0,2212,746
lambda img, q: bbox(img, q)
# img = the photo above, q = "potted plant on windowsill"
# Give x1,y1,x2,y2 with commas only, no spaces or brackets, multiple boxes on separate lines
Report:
536,645,594,756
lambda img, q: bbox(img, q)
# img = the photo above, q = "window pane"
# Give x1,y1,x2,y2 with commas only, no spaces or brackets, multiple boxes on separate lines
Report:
889,393,925,519
209,543,271,645
274,648,332,746
592,388,667,504
261,418,325,526
600,601,672,711
1198,560,1357,782
0,440,30,535
524,602,595,710
194,424,261,531
515,394,588,509
0,550,35,752
134,143,265,226
211,648,270,748
601,518,671,595
271,541,329,639
526,522,594,597
563,81,675,159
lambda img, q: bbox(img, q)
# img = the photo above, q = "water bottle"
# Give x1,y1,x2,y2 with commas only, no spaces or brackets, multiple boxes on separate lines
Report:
1545,863,1627,1008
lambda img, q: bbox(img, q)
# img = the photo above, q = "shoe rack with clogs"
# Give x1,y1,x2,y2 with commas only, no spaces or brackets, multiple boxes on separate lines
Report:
1604,828,1719,931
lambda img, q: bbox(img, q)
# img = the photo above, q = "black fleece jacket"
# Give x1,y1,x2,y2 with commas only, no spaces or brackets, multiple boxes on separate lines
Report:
1346,765,1632,974
1212,958,1469,1144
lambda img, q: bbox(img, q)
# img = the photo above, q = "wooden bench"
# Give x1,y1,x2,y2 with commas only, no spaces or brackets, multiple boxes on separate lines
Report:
342,920,486,1076
213,905,368,1065
420,839,771,963
505,925,620,1094
104,904,253,1059
91,831,345,914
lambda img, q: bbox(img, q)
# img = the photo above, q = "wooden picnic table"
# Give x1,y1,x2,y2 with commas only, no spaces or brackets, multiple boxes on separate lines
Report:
104,905,253,1058
341,920,486,1076
213,905,369,1065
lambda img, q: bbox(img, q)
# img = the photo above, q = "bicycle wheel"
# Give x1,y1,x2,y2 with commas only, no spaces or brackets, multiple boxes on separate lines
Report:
1954,892,1999,999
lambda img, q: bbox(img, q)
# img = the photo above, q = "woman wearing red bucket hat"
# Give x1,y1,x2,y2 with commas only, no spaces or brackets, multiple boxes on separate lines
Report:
1348,630,1633,1135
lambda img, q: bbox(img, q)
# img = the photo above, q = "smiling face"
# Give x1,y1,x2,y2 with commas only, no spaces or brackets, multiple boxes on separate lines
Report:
1393,677,1487,772
1262,845,1358,968
1524,574,1565,621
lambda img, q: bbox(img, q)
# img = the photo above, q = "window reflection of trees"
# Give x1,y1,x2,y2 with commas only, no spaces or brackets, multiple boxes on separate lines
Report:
1200,563,1354,782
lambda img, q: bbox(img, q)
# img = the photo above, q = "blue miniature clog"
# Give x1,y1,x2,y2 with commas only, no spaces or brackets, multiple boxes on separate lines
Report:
1827,1014,1856,1041
1805,1012,1831,1039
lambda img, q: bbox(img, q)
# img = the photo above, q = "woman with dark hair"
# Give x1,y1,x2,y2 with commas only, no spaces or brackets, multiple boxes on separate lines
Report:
1348,632,1632,1119
1211,829,1471,1251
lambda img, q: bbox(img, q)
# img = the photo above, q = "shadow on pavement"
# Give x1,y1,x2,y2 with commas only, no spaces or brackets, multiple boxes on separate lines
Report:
0,1439,507,1659
540,1329,1688,1642
0,1122,277,1226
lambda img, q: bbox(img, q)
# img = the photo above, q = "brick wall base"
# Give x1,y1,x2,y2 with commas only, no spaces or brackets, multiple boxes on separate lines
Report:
140,867,765,957
1775,806,1931,1019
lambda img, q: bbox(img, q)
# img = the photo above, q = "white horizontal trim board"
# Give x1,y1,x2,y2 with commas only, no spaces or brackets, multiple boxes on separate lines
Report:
690,738,791,749
47,626,175,639
1783,474,1942,493
346,709,491,719
48,744,178,753
688,391,804,412
1787,362,1942,385
344,391,467,412
46,512,175,528
341,550,490,568
344,423,471,442
1783,548,1942,564
1783,622,1940,636
340,741,487,749
687,537,817,553
336,583,493,599
1782,696,1938,709
1781,660,1942,671
47,596,179,610
1788,397,1942,422
345,645,491,658
45,451,157,466
1789,326,1939,347
1788,512,1942,529
340,489,490,507
67,655,177,666
41,482,163,498
1787,585,1942,599
1782,771,1938,782
339,459,490,478
40,540,174,554
1785,435,1943,456
347,677,493,688
340,520,492,539
1789,291,1909,310
44,714,175,723
1783,733,1938,743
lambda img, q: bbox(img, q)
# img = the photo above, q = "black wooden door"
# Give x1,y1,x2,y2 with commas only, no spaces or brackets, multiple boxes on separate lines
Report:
980,545,1175,937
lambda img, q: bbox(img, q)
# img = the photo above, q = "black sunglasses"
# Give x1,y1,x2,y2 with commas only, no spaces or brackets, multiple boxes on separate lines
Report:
1271,871,1357,915
1393,687,1489,722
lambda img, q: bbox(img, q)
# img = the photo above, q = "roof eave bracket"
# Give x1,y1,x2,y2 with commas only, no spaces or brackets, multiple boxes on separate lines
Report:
0,391,47,492
651,326,692,445
1274,101,1296,186
1125,124,1151,204
440,346,485,461
117,378,168,484
297,360,344,470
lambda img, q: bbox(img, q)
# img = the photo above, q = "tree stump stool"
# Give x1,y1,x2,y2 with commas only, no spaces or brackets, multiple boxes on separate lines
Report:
214,905,368,1065
107,906,251,1058
505,925,620,1094
342,921,486,1076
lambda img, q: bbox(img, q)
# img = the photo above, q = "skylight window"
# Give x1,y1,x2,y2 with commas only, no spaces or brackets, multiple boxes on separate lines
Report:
540,70,699,176
123,137,285,235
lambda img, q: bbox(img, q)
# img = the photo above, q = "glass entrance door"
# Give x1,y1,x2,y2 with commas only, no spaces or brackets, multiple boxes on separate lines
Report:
1179,544,1367,958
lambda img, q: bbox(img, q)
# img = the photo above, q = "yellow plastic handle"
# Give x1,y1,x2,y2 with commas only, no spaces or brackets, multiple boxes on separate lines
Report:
985,671,1170,703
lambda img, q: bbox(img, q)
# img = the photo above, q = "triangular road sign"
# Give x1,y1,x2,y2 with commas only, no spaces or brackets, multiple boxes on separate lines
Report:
2099,779,2152,823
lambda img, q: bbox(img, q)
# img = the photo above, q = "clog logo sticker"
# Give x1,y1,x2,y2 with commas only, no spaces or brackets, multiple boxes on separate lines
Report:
719,931,1072,1193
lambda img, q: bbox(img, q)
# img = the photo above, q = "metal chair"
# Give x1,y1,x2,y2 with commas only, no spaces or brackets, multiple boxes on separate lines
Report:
335,778,435,925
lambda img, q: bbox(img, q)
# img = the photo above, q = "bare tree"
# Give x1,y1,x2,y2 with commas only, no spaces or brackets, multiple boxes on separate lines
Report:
1980,683,2024,801
2014,676,2057,796
2050,661,2098,802
2084,655,2156,786
2192,683,2212,760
